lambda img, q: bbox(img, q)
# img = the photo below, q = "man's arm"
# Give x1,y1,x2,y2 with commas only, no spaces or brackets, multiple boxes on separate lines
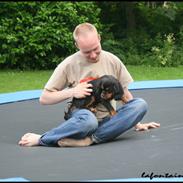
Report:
122,87,133,102
39,82,93,105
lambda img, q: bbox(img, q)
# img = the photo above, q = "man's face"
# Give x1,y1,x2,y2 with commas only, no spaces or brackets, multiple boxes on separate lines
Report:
76,33,102,63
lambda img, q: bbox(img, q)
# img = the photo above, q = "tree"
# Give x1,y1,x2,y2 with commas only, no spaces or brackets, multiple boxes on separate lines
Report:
0,2,102,69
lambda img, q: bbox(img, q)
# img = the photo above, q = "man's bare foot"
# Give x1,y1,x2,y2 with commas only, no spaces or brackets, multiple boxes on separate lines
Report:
58,137,93,147
18,133,41,147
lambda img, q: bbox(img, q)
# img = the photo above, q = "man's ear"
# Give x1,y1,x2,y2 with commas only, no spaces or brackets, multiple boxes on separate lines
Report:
75,42,79,49
98,34,101,41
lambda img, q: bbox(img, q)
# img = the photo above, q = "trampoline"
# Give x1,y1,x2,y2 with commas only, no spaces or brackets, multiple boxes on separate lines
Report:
0,80,183,182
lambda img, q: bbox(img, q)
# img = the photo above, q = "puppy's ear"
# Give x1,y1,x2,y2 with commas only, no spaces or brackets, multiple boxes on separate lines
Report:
114,82,124,100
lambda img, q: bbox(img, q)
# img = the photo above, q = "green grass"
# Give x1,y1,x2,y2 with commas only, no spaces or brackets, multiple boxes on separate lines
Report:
0,70,53,94
127,65,183,81
0,66,183,94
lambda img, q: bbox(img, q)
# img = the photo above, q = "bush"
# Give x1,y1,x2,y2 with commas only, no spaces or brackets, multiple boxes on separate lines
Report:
0,2,102,69
102,31,183,67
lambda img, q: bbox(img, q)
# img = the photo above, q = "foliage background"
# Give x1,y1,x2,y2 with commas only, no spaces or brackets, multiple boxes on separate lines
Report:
0,2,101,69
0,1,183,70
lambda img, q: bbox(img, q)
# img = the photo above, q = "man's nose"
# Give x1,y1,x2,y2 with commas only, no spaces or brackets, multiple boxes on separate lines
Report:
90,51,97,59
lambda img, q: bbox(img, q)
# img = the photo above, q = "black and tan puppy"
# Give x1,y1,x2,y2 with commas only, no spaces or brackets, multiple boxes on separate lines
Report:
64,75,127,120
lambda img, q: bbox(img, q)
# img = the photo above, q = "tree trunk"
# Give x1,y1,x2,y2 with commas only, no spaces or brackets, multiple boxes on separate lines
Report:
125,2,136,33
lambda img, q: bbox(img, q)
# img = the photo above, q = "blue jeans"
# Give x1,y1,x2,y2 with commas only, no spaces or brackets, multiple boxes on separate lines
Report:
39,98,148,146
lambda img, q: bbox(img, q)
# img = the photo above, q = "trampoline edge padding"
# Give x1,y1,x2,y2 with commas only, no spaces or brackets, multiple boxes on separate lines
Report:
0,177,29,182
91,177,183,182
128,79,183,90
0,90,42,104
0,79,183,104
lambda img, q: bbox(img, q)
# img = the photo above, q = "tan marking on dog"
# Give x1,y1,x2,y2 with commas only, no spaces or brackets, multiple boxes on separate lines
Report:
110,109,117,116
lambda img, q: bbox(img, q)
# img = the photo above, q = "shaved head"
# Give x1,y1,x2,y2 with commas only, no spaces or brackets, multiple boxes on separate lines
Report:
73,23,98,43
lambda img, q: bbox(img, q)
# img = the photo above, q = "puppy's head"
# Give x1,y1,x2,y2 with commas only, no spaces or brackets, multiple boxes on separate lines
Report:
100,75,124,100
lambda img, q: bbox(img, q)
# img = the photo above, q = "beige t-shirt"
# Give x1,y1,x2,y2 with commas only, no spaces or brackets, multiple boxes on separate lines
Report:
45,50,133,121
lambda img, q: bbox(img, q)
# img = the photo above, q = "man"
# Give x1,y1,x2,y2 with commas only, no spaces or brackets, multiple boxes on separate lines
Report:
18,23,160,147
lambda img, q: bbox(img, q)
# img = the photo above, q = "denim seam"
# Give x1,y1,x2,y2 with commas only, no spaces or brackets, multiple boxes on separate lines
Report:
91,134,101,144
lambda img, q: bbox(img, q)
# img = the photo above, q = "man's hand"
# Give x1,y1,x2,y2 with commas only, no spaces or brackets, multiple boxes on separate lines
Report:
135,122,160,131
72,82,93,98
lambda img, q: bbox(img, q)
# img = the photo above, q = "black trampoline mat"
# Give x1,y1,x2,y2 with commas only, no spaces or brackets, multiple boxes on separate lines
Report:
0,88,183,181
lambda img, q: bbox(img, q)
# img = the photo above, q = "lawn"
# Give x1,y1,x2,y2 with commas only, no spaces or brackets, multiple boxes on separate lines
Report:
0,70,52,93
127,65,183,81
0,65,183,93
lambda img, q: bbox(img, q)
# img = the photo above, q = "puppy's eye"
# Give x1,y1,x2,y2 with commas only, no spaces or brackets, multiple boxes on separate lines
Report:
104,87,111,92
